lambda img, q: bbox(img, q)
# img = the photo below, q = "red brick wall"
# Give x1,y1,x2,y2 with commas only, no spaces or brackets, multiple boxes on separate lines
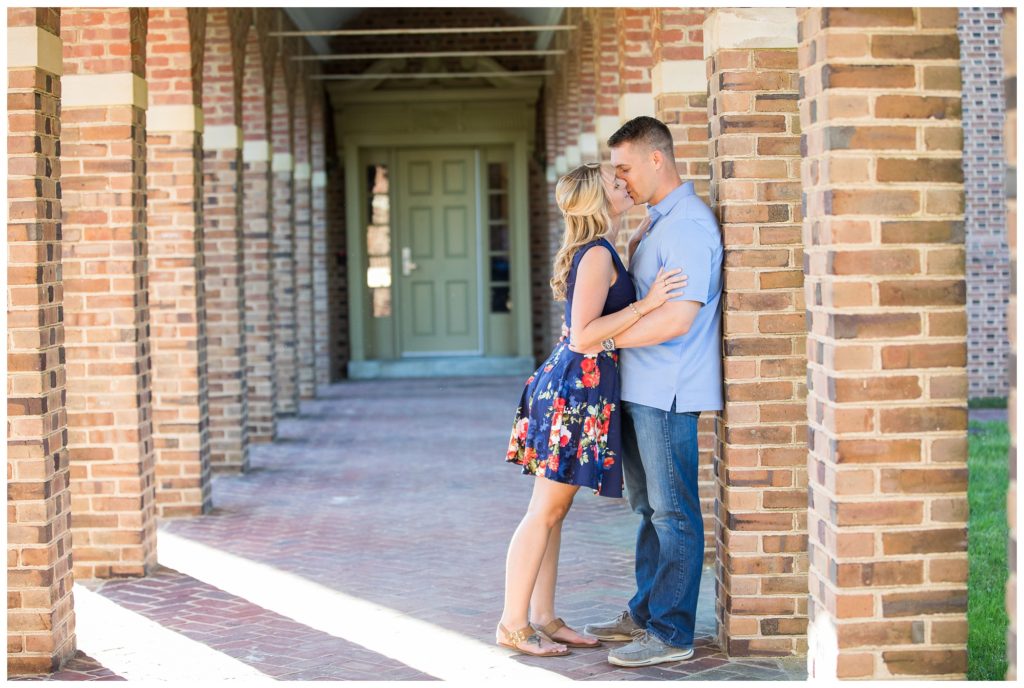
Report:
294,82,315,400
7,7,77,674
958,8,1010,399
202,8,250,472
707,9,807,656
145,7,212,517
241,24,277,442
60,7,158,579
270,57,298,417
800,8,968,679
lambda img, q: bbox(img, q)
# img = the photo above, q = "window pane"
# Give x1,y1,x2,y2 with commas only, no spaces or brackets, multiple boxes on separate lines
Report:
366,164,391,318
488,193,507,221
489,224,510,252
488,162,507,190
491,286,511,313
490,256,510,283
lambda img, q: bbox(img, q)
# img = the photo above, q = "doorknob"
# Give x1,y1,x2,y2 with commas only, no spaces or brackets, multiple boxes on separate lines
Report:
402,247,418,276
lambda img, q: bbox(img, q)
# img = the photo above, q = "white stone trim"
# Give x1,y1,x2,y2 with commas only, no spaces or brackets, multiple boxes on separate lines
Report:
7,26,62,75
579,132,599,161
565,144,581,168
62,73,148,109
596,115,621,145
703,8,798,59
272,153,294,172
293,163,312,180
203,125,243,151
312,171,328,188
148,105,204,133
243,139,271,162
555,154,568,175
546,165,557,184
618,93,655,123
652,60,707,98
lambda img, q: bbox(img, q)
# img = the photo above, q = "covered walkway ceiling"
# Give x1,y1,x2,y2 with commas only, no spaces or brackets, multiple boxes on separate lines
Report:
285,8,564,54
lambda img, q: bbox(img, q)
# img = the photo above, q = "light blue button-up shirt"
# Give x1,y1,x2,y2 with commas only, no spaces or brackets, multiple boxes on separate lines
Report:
621,181,723,413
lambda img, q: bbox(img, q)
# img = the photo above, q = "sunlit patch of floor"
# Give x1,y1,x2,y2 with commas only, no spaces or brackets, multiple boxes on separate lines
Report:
158,530,571,682
73,585,274,682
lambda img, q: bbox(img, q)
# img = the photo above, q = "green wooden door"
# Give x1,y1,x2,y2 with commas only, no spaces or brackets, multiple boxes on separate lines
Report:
396,148,481,355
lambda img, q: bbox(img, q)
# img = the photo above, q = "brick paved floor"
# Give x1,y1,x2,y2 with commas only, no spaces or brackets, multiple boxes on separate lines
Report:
13,377,806,681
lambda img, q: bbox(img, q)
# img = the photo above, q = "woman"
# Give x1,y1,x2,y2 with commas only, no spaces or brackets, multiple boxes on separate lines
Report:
496,163,687,656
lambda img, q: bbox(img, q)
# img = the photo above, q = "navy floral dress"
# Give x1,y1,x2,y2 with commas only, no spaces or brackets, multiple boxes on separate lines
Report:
505,237,636,497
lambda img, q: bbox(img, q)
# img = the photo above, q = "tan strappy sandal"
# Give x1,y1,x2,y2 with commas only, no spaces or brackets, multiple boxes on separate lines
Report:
532,617,602,648
496,623,570,656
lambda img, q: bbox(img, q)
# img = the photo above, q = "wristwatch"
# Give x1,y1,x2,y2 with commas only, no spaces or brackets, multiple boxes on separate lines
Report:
601,337,616,352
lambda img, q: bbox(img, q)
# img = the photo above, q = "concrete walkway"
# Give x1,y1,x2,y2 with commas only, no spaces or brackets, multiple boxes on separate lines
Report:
15,377,806,681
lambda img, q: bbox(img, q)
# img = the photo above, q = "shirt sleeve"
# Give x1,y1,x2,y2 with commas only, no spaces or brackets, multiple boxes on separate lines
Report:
656,219,713,305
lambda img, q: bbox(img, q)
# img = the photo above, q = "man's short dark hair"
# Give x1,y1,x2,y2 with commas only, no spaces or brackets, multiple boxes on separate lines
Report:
607,116,674,159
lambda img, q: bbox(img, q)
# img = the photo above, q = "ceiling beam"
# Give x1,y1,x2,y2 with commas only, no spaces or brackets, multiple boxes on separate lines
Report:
311,70,554,81
292,49,565,61
269,24,578,38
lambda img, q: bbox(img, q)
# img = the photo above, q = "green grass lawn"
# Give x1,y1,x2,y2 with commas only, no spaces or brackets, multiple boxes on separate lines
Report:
968,420,1010,680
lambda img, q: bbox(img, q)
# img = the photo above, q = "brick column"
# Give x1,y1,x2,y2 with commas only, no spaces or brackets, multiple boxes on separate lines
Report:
706,7,807,657
1004,8,1017,680
242,29,277,443
7,8,77,674
800,8,968,679
592,9,619,158
61,7,157,579
649,7,716,563
562,8,582,171
294,84,315,400
271,58,298,416
202,8,250,471
311,92,331,384
614,8,654,239
576,15,598,164
958,9,1009,400
145,8,211,517
652,8,710,201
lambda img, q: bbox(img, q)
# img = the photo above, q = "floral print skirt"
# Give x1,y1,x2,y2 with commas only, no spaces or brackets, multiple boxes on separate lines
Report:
505,338,624,498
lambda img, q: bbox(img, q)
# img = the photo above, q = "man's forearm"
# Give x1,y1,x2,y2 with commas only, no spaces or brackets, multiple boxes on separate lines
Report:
614,306,687,349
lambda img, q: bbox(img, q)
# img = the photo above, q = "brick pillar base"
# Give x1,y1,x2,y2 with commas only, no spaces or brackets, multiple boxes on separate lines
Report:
706,7,808,657
61,7,157,579
7,8,77,673
801,8,968,679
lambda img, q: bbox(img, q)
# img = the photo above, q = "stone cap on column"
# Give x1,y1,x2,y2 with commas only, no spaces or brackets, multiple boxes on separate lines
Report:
243,139,271,162
293,163,311,180
652,60,707,98
8,25,62,74
148,105,204,133
62,73,148,109
597,115,621,145
272,153,294,173
618,93,656,123
203,125,244,151
312,171,327,188
703,8,799,58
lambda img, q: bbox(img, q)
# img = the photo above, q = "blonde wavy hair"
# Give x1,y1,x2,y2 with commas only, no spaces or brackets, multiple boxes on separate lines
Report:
550,163,615,301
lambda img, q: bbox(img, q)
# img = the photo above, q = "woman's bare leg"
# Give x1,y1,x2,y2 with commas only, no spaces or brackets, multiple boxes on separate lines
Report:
498,475,578,652
529,519,599,645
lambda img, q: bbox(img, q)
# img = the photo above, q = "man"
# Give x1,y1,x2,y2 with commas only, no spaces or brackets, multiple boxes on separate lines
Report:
571,116,723,667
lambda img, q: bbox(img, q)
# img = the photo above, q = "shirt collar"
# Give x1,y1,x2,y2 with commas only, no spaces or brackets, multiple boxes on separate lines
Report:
647,181,695,223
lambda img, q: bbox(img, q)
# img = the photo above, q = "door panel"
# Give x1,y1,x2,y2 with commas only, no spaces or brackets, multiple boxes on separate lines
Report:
397,149,480,355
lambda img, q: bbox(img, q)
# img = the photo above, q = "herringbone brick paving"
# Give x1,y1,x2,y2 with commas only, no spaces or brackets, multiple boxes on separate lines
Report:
15,377,807,681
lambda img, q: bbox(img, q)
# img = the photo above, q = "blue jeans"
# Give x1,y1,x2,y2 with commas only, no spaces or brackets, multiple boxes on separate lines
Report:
621,399,703,649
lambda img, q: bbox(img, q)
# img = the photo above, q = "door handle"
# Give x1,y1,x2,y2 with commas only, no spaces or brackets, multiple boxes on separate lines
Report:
402,247,418,276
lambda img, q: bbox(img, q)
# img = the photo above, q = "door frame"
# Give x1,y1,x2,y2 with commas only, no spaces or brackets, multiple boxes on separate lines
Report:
342,130,534,367
392,146,486,358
